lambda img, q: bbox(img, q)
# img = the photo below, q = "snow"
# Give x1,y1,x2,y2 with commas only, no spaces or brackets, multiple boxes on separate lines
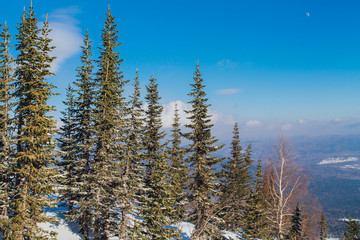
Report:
222,231,242,239
340,218,360,222
340,164,360,170
318,157,358,165
40,211,241,240
38,213,81,240
177,222,193,239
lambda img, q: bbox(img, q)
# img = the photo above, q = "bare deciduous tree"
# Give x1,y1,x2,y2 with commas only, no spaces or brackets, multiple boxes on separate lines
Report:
265,133,308,239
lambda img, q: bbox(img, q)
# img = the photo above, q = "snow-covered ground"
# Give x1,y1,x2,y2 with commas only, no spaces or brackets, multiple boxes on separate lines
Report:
39,209,342,240
340,164,360,170
318,157,358,165
40,210,241,240
38,213,81,240
340,218,360,222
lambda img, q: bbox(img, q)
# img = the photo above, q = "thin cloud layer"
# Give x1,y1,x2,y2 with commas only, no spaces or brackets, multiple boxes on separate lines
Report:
161,100,235,128
215,88,242,95
237,118,360,140
246,120,262,127
298,119,307,124
47,7,83,73
217,58,238,69
161,100,191,128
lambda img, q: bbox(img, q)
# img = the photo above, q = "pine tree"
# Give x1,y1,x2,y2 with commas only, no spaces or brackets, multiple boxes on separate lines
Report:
91,8,128,239
185,63,224,240
6,5,58,239
0,22,14,233
287,204,302,239
319,211,328,240
140,150,180,240
58,84,77,211
120,70,144,238
219,122,252,232
70,30,95,240
244,158,268,239
168,103,188,224
344,217,360,240
140,75,179,239
143,75,165,185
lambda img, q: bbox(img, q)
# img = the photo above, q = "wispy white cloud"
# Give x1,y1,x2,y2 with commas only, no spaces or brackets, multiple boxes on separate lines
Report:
281,123,292,131
161,100,191,128
217,59,238,69
47,6,83,73
161,100,235,129
245,120,262,127
298,118,307,124
215,88,242,95
333,117,344,123
211,109,236,126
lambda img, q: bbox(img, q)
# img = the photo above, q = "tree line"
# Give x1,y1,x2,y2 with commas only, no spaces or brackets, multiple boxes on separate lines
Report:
0,3,358,240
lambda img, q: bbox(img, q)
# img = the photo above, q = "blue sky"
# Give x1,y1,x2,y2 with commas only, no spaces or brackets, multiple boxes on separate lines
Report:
2,0,360,139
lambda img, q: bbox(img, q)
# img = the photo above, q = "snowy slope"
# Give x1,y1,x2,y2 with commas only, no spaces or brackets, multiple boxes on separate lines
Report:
41,209,338,240
40,209,241,240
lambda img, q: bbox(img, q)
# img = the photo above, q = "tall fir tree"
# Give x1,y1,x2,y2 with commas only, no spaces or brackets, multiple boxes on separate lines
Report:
5,5,58,239
168,103,188,224
287,204,302,240
91,8,128,239
120,70,144,238
243,158,268,239
70,30,95,240
0,22,14,233
140,75,179,239
143,75,165,185
219,122,252,233
344,217,360,240
185,63,224,240
319,211,328,240
58,84,77,212
140,150,180,240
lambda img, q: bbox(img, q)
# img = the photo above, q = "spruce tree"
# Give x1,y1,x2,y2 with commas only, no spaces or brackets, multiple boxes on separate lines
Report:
219,122,252,232
71,31,95,240
140,150,180,240
344,217,360,240
0,22,14,233
58,84,77,210
244,158,268,239
91,8,128,239
140,75,179,239
6,5,58,239
185,63,224,239
168,103,188,224
287,204,302,239
120,70,144,238
319,211,328,240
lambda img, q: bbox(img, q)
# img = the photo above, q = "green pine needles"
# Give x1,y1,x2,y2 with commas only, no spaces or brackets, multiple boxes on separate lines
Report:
185,63,224,240
140,75,180,239
0,21,14,234
4,5,58,239
91,8,128,239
